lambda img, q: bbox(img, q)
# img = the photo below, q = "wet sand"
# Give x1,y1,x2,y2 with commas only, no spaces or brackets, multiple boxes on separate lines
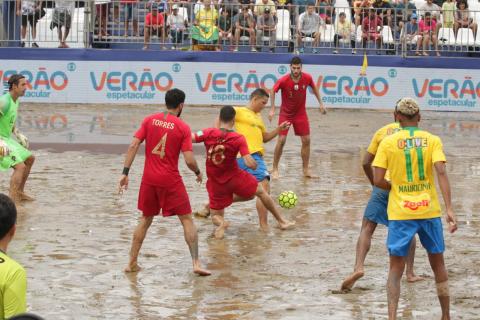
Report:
1,104,480,319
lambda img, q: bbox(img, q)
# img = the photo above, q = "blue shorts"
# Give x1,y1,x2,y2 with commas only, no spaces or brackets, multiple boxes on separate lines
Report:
237,153,270,182
387,218,445,257
363,186,389,226
123,3,138,21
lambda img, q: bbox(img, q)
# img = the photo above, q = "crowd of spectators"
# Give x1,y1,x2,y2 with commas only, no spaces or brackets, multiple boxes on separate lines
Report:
6,0,480,54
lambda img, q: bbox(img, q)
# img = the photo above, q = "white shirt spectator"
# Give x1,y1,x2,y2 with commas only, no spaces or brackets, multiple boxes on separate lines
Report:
298,11,323,34
419,2,441,20
167,12,187,30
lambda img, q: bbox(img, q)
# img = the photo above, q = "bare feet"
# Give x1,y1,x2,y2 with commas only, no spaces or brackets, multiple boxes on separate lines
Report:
278,220,296,230
259,224,269,232
194,205,210,218
303,169,318,179
124,262,142,273
214,221,230,239
193,266,212,276
271,169,279,180
20,192,35,201
341,270,365,291
406,274,424,283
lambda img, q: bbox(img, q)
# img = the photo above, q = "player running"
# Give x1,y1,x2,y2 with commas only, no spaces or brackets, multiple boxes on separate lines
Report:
341,106,422,292
0,74,35,204
269,56,326,179
372,98,457,320
192,106,295,239
119,88,210,276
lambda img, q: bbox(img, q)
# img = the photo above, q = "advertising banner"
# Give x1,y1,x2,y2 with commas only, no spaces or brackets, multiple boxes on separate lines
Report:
1,59,479,111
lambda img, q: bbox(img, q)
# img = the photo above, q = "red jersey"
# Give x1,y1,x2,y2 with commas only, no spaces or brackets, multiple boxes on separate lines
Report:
134,112,192,187
194,128,250,184
273,72,315,117
145,12,165,26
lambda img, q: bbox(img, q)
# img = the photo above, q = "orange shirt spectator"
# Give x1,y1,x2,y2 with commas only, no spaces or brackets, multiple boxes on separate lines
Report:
145,11,165,26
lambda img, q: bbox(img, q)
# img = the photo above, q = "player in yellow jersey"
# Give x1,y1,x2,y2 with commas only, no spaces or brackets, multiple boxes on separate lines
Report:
0,194,27,319
372,98,457,320
341,114,422,292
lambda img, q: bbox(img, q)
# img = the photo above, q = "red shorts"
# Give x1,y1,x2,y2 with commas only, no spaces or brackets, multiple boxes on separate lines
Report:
206,169,258,210
279,113,310,136
138,181,191,217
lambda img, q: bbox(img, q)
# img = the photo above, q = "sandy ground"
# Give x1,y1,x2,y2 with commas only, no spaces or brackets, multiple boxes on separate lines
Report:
1,104,479,320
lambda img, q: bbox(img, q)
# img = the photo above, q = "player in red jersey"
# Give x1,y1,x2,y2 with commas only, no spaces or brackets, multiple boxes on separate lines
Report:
118,89,210,276
269,56,326,179
192,106,295,239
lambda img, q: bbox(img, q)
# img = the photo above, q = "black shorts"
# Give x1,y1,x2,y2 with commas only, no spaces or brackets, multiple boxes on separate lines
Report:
22,14,38,27
301,32,317,38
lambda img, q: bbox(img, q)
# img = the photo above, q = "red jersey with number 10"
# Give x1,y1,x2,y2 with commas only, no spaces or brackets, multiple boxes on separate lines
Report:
135,112,192,187
273,72,315,117
194,128,250,184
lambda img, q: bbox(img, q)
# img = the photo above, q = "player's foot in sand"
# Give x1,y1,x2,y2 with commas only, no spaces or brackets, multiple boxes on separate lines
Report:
278,220,296,230
406,274,424,283
341,270,365,291
271,169,279,180
193,266,211,276
124,262,142,273
194,205,210,218
20,192,35,201
214,221,230,239
303,169,318,179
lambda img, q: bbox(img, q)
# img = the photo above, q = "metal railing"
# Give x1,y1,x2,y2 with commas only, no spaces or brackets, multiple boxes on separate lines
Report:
1,0,480,57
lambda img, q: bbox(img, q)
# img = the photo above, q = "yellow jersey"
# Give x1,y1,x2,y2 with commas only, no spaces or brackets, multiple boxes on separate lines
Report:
373,127,446,220
367,122,401,155
234,106,266,155
0,251,27,319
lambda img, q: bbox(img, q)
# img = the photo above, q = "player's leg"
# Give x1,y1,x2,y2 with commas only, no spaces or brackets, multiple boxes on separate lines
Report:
255,184,295,230
271,135,287,179
210,208,229,239
178,214,211,276
387,255,406,320
300,135,313,178
10,162,26,203
125,215,153,272
255,179,269,230
405,236,423,282
19,155,35,200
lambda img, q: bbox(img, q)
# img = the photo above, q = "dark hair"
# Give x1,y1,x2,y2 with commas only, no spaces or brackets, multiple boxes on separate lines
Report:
219,105,236,122
0,194,17,240
425,12,431,17
8,313,45,320
164,88,186,109
339,12,346,17
249,88,269,100
290,56,302,65
8,74,25,91
457,0,468,9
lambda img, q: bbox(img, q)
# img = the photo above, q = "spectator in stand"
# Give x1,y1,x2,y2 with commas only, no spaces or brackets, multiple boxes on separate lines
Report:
0,194,27,320
362,8,383,51
234,5,256,51
192,0,219,49
95,0,110,40
167,4,187,50
218,6,233,49
194,0,216,15
318,0,334,24
254,0,277,16
353,0,371,28
419,11,440,55
402,13,422,55
256,7,278,51
143,3,165,50
275,0,292,10
121,0,139,37
220,0,241,17
293,0,316,17
441,0,455,29
372,0,393,28
455,0,477,37
333,11,356,53
296,4,323,53
17,0,42,47
418,0,441,33
50,0,74,48
394,0,416,34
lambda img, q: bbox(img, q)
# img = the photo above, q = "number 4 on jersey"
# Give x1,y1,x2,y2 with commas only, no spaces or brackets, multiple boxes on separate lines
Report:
152,133,168,158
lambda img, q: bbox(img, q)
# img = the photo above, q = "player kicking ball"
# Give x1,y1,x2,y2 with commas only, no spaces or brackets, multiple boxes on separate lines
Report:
192,106,295,239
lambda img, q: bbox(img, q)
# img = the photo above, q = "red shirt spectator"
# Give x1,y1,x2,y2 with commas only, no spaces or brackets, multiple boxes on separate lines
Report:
145,12,165,26
419,17,437,33
362,13,383,34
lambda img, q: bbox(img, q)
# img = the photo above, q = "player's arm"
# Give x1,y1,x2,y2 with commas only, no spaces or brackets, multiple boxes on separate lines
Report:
118,137,141,193
262,121,290,142
373,167,390,191
362,152,375,185
242,154,257,170
0,98,6,117
183,150,203,183
434,161,457,233
372,141,390,190
311,81,326,114
269,88,276,122
4,268,27,318
239,136,257,170
12,125,29,148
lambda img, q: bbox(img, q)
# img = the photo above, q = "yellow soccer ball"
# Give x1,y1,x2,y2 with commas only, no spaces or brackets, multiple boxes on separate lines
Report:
278,191,298,209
